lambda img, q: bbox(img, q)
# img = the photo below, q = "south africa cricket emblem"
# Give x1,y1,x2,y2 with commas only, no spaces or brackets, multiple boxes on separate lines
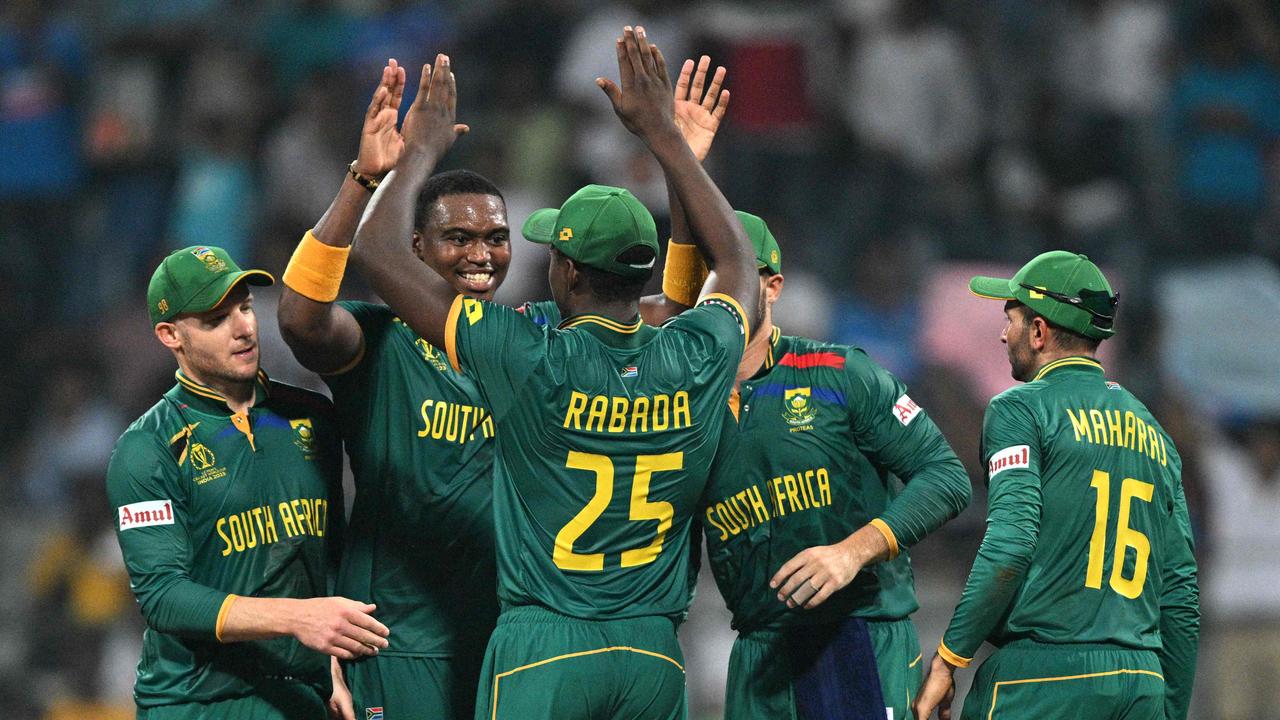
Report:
190,246,227,273
290,418,315,454
782,387,816,426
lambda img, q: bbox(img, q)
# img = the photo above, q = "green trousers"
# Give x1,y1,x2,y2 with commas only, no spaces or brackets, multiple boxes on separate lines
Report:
725,617,911,719
474,606,687,720
136,682,325,720
343,651,485,720
961,640,1164,720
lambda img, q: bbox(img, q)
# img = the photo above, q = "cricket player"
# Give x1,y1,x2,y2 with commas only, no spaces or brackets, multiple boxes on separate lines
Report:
673,213,971,720
107,246,390,719
278,55,729,719
349,28,758,719
912,252,1200,720
278,60,512,720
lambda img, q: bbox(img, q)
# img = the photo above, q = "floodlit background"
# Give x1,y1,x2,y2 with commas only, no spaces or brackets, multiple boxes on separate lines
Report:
3,0,1279,718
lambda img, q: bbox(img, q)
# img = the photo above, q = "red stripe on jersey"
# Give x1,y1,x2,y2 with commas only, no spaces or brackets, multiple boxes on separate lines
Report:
778,351,845,369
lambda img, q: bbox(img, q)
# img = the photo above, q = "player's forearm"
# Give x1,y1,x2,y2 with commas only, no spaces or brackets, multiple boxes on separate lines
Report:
940,476,1040,661
218,595,308,643
351,150,455,348
645,130,754,317
135,577,234,640
878,452,971,551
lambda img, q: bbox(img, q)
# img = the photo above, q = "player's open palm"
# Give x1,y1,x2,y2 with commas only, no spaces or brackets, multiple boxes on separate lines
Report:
292,596,390,660
597,26,676,141
771,542,865,610
355,59,407,177
673,56,729,162
401,53,468,161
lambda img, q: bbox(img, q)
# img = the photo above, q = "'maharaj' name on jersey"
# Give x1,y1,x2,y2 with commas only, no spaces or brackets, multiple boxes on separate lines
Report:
562,390,692,434
1064,407,1170,466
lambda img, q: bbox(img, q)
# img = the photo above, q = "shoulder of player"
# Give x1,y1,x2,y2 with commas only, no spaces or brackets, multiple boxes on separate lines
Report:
267,380,335,417
985,385,1041,421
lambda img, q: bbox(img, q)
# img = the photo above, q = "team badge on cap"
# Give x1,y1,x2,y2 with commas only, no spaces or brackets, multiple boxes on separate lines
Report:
190,246,228,273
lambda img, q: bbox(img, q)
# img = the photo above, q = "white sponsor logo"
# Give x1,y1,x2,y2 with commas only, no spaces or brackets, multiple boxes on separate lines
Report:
892,394,922,426
119,500,175,530
988,445,1031,478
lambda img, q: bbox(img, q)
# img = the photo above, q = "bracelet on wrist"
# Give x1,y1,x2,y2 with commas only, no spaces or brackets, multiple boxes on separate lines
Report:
348,161,381,193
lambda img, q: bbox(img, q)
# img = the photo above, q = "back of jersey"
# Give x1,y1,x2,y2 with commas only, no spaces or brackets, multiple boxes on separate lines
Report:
989,359,1190,649
445,295,746,620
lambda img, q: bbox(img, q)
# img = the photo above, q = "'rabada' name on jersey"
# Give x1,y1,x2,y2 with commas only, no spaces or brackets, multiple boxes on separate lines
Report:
703,465,835,541
562,390,692,434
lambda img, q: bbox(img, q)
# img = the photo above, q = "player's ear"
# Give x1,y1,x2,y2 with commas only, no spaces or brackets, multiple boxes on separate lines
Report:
765,273,784,304
411,230,425,258
565,258,584,294
154,321,182,351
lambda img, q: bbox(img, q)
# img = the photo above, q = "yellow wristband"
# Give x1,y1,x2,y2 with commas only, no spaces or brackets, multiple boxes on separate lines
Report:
937,641,972,668
869,518,900,560
661,240,709,307
283,230,350,303
215,594,238,643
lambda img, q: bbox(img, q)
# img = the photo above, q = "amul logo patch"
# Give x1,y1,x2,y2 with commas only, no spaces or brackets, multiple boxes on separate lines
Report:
119,500,175,530
988,445,1031,478
892,394,922,426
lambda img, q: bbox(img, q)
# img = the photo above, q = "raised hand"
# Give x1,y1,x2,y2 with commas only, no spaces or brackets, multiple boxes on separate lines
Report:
354,59,408,177
400,53,469,162
596,26,678,143
674,56,729,162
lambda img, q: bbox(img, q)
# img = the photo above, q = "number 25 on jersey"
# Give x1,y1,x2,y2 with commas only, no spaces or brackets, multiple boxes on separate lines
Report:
554,451,682,572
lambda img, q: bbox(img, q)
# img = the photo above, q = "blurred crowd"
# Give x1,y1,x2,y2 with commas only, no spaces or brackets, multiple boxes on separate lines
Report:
4,0,1280,717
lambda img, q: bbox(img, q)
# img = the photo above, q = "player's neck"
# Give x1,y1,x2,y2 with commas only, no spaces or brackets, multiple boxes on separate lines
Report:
563,296,641,325
178,362,258,414
1030,348,1098,375
736,314,774,386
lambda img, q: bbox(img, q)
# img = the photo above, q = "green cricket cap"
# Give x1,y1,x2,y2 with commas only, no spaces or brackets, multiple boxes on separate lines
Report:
970,250,1118,339
147,245,274,325
737,211,781,274
522,184,659,280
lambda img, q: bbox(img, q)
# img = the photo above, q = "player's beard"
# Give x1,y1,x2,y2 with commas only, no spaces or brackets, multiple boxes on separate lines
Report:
1007,334,1035,382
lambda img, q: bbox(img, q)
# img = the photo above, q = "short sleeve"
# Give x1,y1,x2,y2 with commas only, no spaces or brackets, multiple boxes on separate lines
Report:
445,295,548,420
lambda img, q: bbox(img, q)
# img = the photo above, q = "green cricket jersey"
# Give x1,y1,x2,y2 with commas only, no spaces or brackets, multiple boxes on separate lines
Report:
940,357,1199,718
701,329,971,633
323,301,498,657
445,293,748,621
106,370,343,708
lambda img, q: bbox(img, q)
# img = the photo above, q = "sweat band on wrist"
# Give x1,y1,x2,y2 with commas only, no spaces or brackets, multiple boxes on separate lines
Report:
661,240,709,307
283,230,350,303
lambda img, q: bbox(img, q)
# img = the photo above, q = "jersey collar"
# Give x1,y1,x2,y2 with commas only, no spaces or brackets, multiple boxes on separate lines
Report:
558,313,656,348
746,326,787,381
1032,355,1104,382
168,368,271,414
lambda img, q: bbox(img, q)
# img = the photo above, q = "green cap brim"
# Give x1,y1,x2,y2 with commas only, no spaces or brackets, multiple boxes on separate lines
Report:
969,275,1017,300
522,208,561,245
180,269,275,318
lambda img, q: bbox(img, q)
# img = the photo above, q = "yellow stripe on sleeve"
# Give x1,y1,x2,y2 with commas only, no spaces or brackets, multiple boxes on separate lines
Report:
214,594,238,642
444,294,465,372
869,518,900,560
938,640,972,668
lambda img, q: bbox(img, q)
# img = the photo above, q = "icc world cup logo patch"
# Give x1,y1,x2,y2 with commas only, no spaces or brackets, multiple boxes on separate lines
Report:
290,418,315,454
189,442,216,470
782,387,817,426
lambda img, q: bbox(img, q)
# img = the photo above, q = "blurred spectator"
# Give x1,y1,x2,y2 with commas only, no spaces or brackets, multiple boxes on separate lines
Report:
0,0,86,318
1167,2,1280,259
255,0,358,99
829,233,926,381
17,360,125,508
844,0,984,244
1201,415,1280,719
